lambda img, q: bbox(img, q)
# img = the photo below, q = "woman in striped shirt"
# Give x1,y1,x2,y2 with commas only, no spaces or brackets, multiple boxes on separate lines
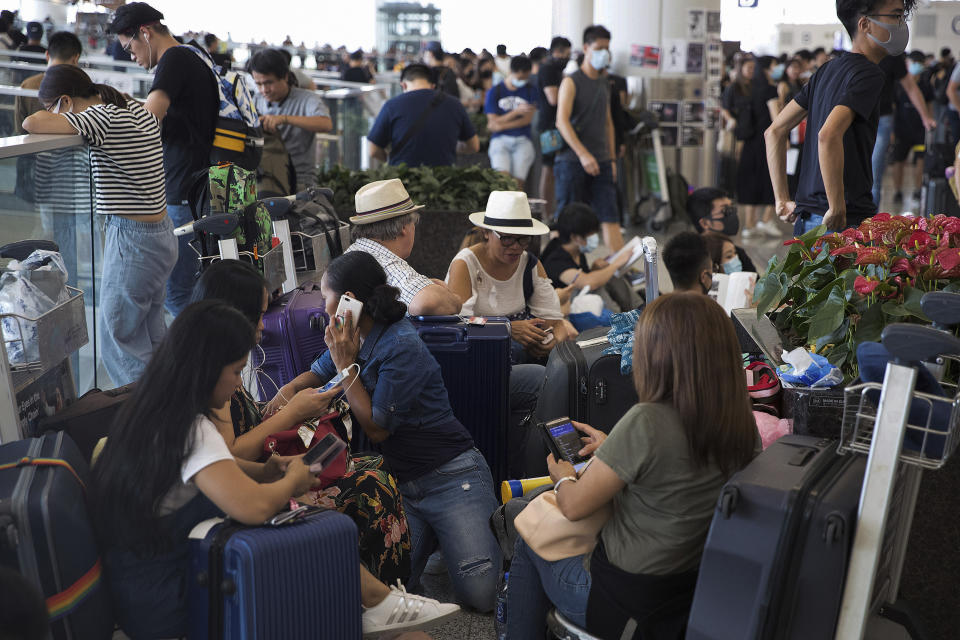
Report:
24,65,176,386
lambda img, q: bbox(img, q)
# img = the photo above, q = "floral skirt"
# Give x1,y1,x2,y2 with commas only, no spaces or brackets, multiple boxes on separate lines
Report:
302,455,411,585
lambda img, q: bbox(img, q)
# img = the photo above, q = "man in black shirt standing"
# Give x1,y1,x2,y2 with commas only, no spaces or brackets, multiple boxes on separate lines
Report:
537,36,571,218
341,50,375,84
109,2,218,317
766,0,915,234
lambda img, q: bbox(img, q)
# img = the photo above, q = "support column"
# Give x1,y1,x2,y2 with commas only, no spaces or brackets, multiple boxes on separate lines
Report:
551,0,594,44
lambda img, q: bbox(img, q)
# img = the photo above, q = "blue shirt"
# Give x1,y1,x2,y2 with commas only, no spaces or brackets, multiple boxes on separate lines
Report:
484,81,539,139
311,318,474,482
366,89,476,167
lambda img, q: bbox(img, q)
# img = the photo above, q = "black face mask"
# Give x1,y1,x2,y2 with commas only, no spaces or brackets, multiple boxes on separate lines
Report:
555,56,570,67
479,69,493,79
715,205,740,236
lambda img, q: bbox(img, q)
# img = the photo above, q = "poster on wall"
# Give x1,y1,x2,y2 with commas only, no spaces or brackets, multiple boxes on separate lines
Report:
682,100,705,125
662,39,688,74
688,9,706,40
707,10,722,34
686,42,705,74
649,100,679,123
629,44,661,69
660,126,679,147
681,126,705,148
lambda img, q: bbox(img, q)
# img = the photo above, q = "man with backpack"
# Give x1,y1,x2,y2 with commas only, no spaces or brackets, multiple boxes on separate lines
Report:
108,2,218,317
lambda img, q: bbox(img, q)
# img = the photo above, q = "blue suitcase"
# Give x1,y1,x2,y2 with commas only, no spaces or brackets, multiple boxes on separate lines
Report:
413,316,511,483
188,508,361,639
0,431,114,640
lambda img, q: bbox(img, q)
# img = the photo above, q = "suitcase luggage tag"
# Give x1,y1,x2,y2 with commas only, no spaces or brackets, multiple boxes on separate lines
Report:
467,316,487,326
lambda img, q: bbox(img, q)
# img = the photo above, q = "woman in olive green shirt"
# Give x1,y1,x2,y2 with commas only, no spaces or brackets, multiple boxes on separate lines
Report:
505,292,759,639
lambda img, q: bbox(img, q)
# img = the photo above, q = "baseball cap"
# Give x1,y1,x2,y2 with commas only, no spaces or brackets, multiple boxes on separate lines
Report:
106,2,164,35
26,22,42,40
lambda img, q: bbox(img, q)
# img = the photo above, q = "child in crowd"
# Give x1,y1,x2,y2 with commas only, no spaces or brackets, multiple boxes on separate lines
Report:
191,260,411,586
505,293,760,639
268,251,503,612
93,301,457,638
22,65,175,386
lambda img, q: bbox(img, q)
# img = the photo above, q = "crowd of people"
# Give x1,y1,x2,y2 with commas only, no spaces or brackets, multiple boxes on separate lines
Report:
7,0,960,638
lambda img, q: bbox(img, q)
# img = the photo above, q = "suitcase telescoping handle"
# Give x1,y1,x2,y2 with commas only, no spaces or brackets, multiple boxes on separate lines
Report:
417,325,469,349
173,213,240,238
881,323,960,364
920,291,960,330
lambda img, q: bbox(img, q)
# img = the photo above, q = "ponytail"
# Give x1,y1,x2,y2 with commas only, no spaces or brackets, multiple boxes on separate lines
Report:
365,284,407,325
324,251,408,327
95,83,127,109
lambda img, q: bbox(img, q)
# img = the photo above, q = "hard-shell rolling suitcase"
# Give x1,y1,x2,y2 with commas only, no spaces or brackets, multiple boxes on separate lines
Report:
686,434,865,640
0,431,113,640
923,177,960,217
410,315,511,483
255,282,328,398
188,509,361,639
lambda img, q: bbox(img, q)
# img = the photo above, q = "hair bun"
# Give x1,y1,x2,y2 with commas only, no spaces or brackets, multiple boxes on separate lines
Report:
364,284,407,324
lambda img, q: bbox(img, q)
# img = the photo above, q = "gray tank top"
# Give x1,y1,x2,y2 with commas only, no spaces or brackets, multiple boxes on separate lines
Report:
557,70,611,163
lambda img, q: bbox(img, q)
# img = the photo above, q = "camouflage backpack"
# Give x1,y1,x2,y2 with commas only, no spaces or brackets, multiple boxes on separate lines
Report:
191,163,273,258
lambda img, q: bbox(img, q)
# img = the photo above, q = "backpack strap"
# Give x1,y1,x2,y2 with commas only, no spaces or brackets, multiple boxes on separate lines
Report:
522,252,539,310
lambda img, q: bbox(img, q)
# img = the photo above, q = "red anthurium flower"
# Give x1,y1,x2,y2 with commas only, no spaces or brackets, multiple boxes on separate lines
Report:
944,218,960,235
854,246,888,265
937,247,960,272
840,227,864,243
891,257,919,277
872,213,892,222
903,230,935,251
854,275,880,295
783,238,804,247
830,245,858,257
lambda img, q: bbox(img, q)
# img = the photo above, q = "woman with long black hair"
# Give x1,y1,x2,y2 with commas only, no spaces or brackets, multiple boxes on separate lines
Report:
93,301,459,638
23,64,175,386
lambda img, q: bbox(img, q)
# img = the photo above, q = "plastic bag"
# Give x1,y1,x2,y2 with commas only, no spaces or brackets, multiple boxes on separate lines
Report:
778,349,843,388
0,249,69,364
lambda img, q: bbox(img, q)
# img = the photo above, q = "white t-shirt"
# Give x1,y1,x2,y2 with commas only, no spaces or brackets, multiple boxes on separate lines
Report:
157,415,234,515
448,247,563,320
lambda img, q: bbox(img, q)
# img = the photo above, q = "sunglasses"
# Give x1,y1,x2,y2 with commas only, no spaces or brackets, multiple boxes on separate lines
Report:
492,230,533,247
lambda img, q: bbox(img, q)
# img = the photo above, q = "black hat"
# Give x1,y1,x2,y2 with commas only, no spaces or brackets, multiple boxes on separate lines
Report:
26,22,42,39
106,2,164,35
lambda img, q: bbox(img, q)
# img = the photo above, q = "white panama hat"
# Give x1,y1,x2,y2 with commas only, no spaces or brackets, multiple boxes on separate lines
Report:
468,191,550,236
350,178,425,225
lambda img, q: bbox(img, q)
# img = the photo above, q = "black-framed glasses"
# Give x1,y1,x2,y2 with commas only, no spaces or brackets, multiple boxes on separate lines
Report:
121,37,134,52
867,13,909,26
492,230,533,247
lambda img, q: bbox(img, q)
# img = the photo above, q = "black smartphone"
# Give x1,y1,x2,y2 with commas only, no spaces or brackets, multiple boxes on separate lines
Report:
540,417,589,465
302,433,347,470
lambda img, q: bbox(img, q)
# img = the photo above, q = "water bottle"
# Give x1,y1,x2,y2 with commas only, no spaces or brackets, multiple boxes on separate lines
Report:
494,571,509,640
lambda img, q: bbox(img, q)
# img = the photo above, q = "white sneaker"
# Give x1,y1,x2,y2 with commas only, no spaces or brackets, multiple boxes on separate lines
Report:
757,220,784,238
362,581,460,637
741,227,758,240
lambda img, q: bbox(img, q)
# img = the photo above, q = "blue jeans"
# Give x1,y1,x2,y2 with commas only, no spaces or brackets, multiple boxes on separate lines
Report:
401,448,502,611
872,114,894,205
100,215,177,386
505,537,591,639
554,158,619,224
164,203,199,317
793,213,824,237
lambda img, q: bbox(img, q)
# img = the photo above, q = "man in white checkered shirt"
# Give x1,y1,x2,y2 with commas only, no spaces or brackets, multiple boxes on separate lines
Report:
346,178,462,316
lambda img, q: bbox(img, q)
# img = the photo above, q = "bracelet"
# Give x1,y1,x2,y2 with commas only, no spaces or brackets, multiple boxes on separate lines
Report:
554,475,578,494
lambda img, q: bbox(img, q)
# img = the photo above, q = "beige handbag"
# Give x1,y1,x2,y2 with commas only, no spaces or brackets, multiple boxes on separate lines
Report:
514,490,612,561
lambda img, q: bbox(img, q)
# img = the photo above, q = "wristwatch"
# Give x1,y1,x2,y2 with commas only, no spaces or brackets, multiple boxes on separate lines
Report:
554,475,578,494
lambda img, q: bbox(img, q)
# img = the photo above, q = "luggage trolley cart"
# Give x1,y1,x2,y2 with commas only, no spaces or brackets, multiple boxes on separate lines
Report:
836,291,960,639
263,188,351,291
625,111,672,232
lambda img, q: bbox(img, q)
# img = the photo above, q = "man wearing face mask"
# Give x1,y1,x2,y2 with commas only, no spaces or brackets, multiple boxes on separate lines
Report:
537,36,572,217
108,2,218,318
889,51,935,206
766,0,918,234
686,187,757,273
485,55,540,190
555,25,624,252
662,232,714,297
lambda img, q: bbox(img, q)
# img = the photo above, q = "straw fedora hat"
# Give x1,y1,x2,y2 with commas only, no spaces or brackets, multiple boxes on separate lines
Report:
350,178,425,225
468,191,550,235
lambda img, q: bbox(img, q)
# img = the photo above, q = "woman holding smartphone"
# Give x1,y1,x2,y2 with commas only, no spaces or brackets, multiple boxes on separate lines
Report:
191,259,411,586
268,251,503,613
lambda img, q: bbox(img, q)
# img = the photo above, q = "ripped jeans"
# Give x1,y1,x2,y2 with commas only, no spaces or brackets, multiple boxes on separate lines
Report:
401,447,502,611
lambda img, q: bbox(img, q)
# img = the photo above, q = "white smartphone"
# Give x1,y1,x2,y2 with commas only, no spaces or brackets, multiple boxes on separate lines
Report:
335,294,364,324
541,326,555,345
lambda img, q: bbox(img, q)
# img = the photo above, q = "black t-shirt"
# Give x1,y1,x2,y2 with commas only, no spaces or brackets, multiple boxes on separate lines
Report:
341,66,372,83
538,58,565,130
542,244,589,288
793,53,884,225
877,54,907,116
752,76,778,131
150,46,219,203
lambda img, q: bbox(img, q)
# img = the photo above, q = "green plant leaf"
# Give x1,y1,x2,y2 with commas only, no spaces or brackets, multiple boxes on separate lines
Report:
807,285,845,342
825,342,851,368
815,317,850,350
799,223,827,246
902,286,929,321
854,301,884,345
755,272,786,317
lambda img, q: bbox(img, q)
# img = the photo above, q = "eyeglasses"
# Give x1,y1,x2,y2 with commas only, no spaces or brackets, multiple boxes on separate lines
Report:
867,13,909,26
121,37,133,53
492,230,532,247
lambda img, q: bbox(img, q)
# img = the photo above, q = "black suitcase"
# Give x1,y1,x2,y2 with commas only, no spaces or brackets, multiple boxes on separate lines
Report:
35,383,136,463
923,177,960,217
0,431,114,639
687,435,865,640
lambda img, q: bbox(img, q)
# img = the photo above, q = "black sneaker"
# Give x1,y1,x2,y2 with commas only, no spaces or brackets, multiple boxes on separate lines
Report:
912,189,922,202
892,191,903,205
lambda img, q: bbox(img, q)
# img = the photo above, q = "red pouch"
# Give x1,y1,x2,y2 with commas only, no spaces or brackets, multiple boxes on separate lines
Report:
263,411,349,489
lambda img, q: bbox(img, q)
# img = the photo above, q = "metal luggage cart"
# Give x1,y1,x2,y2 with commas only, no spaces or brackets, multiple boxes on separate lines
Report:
624,110,672,232
835,299,960,639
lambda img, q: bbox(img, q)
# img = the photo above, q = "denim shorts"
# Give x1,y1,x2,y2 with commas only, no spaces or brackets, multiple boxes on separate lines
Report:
554,158,619,223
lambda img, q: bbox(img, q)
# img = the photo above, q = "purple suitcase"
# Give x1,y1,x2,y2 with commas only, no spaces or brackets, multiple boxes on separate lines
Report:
256,282,328,398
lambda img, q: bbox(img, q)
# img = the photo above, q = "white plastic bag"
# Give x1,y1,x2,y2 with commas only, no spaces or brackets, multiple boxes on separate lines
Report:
0,249,69,364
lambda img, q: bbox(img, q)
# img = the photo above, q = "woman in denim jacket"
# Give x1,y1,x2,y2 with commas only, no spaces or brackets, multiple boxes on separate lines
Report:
270,251,502,612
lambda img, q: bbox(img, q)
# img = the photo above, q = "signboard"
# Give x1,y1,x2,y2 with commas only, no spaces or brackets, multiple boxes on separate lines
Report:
629,44,661,69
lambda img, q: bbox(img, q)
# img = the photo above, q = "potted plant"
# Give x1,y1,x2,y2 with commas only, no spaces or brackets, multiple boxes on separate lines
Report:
317,164,517,278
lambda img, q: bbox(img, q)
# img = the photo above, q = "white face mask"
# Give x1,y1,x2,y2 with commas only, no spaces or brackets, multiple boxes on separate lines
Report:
50,97,63,114
584,233,600,253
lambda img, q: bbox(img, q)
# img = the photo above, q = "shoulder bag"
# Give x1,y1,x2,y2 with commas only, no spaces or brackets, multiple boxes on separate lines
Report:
514,489,612,561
